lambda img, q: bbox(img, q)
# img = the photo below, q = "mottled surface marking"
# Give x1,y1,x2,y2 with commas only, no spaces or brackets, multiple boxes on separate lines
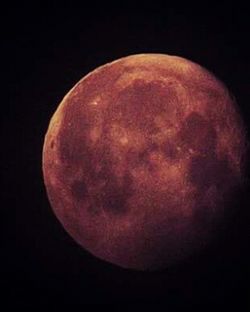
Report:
179,112,217,154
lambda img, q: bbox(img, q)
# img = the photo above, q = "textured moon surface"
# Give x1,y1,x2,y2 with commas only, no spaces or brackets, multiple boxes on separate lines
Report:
43,54,247,270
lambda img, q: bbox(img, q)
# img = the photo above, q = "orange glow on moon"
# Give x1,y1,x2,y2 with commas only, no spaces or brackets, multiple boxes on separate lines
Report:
42,54,247,270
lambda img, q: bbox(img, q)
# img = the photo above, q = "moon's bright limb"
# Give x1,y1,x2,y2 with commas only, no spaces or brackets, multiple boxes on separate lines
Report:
43,54,247,270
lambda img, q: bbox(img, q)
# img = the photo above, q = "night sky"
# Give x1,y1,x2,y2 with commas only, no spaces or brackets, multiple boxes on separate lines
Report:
6,2,250,306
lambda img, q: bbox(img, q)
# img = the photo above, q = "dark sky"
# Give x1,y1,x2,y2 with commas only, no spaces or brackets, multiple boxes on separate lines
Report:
5,2,250,306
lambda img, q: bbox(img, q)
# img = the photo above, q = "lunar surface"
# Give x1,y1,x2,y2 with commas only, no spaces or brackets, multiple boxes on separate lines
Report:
43,54,247,270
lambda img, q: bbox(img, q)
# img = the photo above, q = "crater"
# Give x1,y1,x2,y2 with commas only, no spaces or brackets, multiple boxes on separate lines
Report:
163,140,178,160
98,173,133,215
50,140,55,149
179,112,217,154
188,154,235,192
58,104,91,164
71,178,88,201
82,143,133,216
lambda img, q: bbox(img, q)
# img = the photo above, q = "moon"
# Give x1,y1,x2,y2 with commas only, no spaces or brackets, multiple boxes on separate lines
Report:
43,54,247,270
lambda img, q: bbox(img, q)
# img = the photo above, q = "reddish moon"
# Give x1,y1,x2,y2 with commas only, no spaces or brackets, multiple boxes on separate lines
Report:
43,54,247,270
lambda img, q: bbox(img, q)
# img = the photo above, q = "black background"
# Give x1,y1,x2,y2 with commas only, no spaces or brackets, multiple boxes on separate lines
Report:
5,2,250,307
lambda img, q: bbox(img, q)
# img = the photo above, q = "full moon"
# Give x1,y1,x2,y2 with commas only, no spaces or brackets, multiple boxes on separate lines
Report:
43,54,247,270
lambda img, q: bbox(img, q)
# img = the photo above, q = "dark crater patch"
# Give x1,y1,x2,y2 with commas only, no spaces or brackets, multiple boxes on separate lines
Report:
139,143,158,160
126,143,160,172
70,178,88,201
115,79,178,131
58,103,92,164
103,175,133,215
125,149,139,167
189,154,235,192
83,142,134,216
163,140,179,159
188,153,239,238
179,112,217,154
97,172,134,216
50,140,55,149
